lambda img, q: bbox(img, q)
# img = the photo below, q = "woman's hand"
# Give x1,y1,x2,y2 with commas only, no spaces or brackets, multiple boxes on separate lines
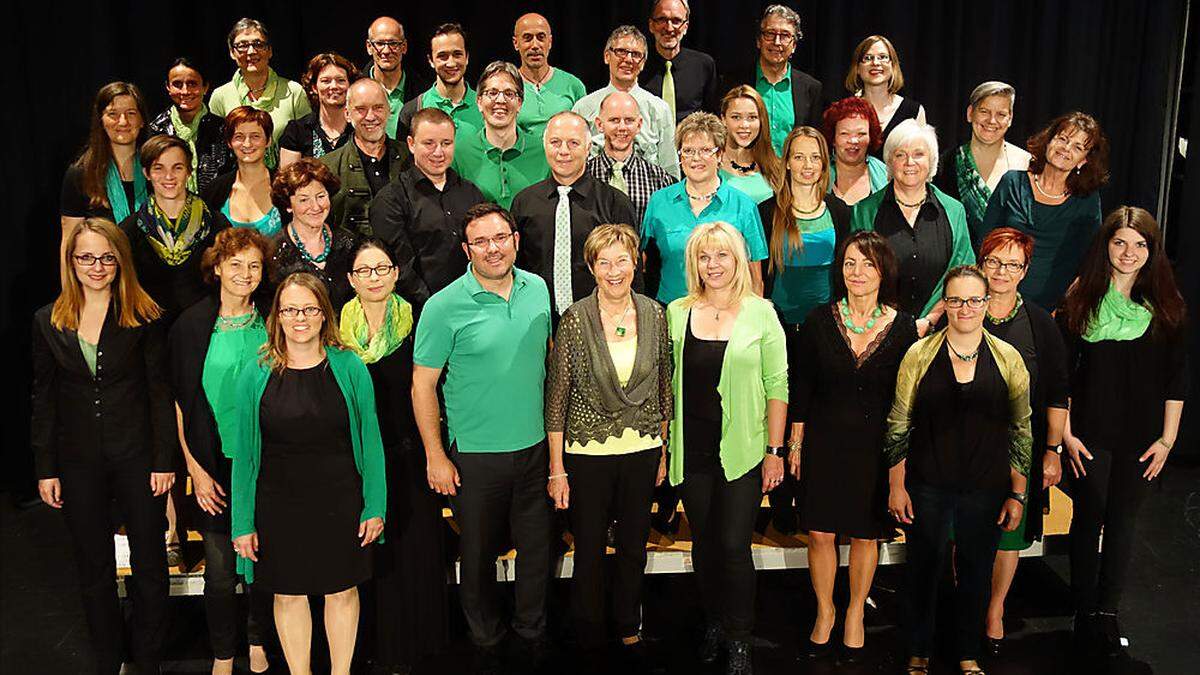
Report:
190,463,227,516
150,472,175,497
1139,439,1171,480
762,455,784,493
655,453,668,487
1064,435,1092,478
233,533,259,562
888,485,914,524
1042,451,1063,489
426,454,460,496
997,498,1024,532
548,475,570,510
38,478,63,508
359,517,385,546
787,448,801,480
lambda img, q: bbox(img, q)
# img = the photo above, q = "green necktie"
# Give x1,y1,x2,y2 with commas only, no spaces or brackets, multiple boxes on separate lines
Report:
609,159,628,195
662,61,676,121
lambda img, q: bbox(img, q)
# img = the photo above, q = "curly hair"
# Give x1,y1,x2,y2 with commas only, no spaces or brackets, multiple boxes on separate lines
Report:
270,157,341,211
299,52,359,107
822,97,883,154
1026,112,1110,196
200,226,274,285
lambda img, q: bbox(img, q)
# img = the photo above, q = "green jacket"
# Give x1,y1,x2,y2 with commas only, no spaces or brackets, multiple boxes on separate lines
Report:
321,138,411,237
666,295,789,485
230,347,387,583
850,183,975,316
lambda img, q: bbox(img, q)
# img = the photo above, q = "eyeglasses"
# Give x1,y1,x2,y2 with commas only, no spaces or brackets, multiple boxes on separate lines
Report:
608,47,646,63
981,257,1026,273
860,53,892,64
278,306,323,318
74,253,119,267
651,16,687,28
351,263,396,279
943,296,989,309
679,146,719,159
369,39,405,52
481,88,521,102
760,30,796,44
232,40,269,54
467,232,514,250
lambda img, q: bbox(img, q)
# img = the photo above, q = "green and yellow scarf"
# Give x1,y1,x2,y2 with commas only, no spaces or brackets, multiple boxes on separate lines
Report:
135,193,212,266
339,293,413,364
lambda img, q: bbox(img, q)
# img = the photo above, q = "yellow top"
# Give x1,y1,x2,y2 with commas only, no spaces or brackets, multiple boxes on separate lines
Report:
566,338,663,456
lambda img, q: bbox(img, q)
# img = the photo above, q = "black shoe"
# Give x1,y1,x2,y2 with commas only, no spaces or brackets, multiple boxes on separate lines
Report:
1096,612,1124,656
698,624,723,664
1072,611,1099,652
984,636,1003,657
838,643,864,663
726,640,752,675
801,638,832,659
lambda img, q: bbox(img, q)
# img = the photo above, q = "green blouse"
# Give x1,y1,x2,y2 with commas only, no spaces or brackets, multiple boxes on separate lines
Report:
202,312,267,459
78,335,97,376
719,169,775,204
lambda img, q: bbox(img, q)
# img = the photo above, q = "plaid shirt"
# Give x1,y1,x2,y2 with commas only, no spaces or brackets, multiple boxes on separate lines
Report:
585,151,676,230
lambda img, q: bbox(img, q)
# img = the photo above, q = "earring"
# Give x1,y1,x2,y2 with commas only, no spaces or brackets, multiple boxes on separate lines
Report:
1074,166,1081,175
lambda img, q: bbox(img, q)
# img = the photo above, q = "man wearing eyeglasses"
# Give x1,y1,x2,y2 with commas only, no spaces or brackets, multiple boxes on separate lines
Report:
643,0,719,122
396,23,484,141
512,13,587,144
364,16,420,140
572,26,680,179
739,4,823,156
451,61,550,209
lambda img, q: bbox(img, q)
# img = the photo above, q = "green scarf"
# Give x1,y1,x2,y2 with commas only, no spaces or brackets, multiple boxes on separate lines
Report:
339,294,413,364
954,143,991,227
233,68,283,167
168,103,207,192
105,158,148,223
1083,283,1152,342
137,193,212,266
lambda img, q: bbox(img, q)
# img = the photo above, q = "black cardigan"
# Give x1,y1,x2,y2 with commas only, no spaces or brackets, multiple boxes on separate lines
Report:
757,194,851,302
30,303,176,478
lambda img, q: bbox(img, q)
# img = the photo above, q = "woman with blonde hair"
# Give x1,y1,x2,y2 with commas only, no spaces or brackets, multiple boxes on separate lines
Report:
32,218,174,675
230,272,387,675
845,35,926,156
666,221,788,675
718,85,783,204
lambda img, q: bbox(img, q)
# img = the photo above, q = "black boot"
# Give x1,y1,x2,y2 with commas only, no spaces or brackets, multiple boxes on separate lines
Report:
698,624,723,664
726,640,752,675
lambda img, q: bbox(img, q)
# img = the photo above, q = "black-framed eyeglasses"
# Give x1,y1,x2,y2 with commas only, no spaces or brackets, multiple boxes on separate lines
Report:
651,16,687,28
278,306,323,318
481,88,522,102
74,253,119,267
369,39,405,52
943,296,989,309
351,263,396,279
232,40,269,54
860,53,892,64
981,257,1027,273
760,30,796,44
608,47,646,63
467,232,514,250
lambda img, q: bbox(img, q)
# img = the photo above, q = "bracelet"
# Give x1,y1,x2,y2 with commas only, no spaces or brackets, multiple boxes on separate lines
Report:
1007,491,1027,505
1156,438,1174,451
548,473,568,480
787,439,803,452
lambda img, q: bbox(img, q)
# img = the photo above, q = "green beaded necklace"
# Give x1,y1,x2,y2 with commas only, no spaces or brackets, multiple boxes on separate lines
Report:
840,298,883,334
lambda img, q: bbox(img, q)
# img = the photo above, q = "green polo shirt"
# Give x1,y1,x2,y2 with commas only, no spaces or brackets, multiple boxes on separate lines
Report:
420,85,484,133
413,264,552,453
366,64,408,139
451,126,549,209
755,62,794,157
517,68,587,143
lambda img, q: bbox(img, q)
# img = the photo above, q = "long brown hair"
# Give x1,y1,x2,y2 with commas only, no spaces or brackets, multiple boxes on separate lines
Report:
1026,112,1110,196
75,82,150,211
52,219,161,331
769,126,830,273
720,86,783,190
1061,206,1185,336
262,272,344,372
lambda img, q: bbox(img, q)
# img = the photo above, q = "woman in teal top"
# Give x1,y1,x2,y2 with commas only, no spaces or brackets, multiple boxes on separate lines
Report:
666,222,787,675
718,86,782,205
202,107,282,237
231,272,386,675
169,227,274,673
823,97,889,206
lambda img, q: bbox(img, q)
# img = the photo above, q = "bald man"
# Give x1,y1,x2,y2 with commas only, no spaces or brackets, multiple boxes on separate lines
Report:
512,111,638,316
322,79,411,234
512,13,587,143
365,16,418,139
584,91,675,226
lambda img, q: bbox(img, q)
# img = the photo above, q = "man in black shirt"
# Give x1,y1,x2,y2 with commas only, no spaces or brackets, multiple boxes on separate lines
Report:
322,79,410,236
369,108,486,307
512,111,638,317
642,0,719,122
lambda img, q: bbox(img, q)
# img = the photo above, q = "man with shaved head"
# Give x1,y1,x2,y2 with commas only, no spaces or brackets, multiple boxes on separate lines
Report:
585,91,674,226
322,78,411,234
365,16,417,139
512,111,637,317
512,13,587,143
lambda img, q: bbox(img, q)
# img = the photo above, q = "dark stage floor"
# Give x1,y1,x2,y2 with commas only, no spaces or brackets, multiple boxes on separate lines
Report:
4,463,1198,674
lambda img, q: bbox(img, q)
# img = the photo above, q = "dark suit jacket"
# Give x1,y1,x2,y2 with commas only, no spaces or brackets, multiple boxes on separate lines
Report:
321,138,411,237
727,63,824,131
30,303,176,478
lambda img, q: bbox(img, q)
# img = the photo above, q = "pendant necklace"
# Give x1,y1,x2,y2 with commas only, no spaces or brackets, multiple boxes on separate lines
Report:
947,339,980,362
603,301,633,337
840,298,883,334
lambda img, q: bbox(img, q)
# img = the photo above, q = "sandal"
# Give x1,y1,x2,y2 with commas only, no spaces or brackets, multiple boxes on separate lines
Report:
906,657,930,674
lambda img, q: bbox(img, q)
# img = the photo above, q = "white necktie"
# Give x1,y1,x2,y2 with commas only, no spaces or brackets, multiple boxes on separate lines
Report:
553,185,573,314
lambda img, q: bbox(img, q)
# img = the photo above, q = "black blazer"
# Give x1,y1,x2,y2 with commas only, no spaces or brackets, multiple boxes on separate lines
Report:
757,194,851,302
728,64,824,130
30,303,176,478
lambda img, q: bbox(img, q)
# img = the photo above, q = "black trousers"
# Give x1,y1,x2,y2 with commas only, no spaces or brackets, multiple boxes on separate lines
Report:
564,449,660,647
59,457,169,675
1068,447,1154,614
678,463,763,641
449,440,552,647
200,530,273,659
905,482,1004,662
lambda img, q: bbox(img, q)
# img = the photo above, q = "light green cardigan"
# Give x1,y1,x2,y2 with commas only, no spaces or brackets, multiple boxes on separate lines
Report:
230,347,387,583
666,295,789,485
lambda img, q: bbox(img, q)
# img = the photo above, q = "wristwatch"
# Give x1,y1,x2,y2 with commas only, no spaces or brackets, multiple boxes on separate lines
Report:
1007,491,1027,505
1046,443,1063,455
765,445,786,458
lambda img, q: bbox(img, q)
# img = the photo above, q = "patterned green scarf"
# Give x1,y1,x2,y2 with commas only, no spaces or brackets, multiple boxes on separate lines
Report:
105,158,148,223
1083,282,1152,342
339,293,413,364
136,193,211,266
954,143,991,227
168,103,208,192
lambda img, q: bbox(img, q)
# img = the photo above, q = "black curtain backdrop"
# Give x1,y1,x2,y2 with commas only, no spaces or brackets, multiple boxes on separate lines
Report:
5,0,1194,492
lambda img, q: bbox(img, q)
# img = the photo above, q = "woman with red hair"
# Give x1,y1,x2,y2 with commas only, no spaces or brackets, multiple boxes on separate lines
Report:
823,97,887,205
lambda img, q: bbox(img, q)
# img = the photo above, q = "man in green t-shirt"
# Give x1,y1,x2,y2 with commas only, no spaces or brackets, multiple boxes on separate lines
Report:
363,16,413,140
512,13,587,143
396,23,484,140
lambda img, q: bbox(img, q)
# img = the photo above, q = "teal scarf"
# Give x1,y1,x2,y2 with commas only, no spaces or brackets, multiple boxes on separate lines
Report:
168,103,207,192
106,159,148,223
1083,283,1152,342
954,143,991,227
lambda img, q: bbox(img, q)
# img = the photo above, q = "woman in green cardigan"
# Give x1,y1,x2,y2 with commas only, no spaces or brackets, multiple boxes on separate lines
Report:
231,272,386,675
667,221,788,675
851,118,975,334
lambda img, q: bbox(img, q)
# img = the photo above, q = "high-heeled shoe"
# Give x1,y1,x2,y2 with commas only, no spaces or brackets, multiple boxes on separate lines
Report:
801,638,831,659
838,642,864,663
984,636,1003,657
698,624,723,664
726,640,752,675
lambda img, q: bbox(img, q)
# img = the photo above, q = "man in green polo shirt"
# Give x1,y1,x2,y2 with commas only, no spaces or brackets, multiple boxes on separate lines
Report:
512,13,587,143
412,202,553,670
396,23,484,139
451,61,550,209
364,16,412,140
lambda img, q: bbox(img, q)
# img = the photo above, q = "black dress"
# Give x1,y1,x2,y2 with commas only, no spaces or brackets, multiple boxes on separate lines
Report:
255,361,371,594
793,304,918,539
363,341,449,667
